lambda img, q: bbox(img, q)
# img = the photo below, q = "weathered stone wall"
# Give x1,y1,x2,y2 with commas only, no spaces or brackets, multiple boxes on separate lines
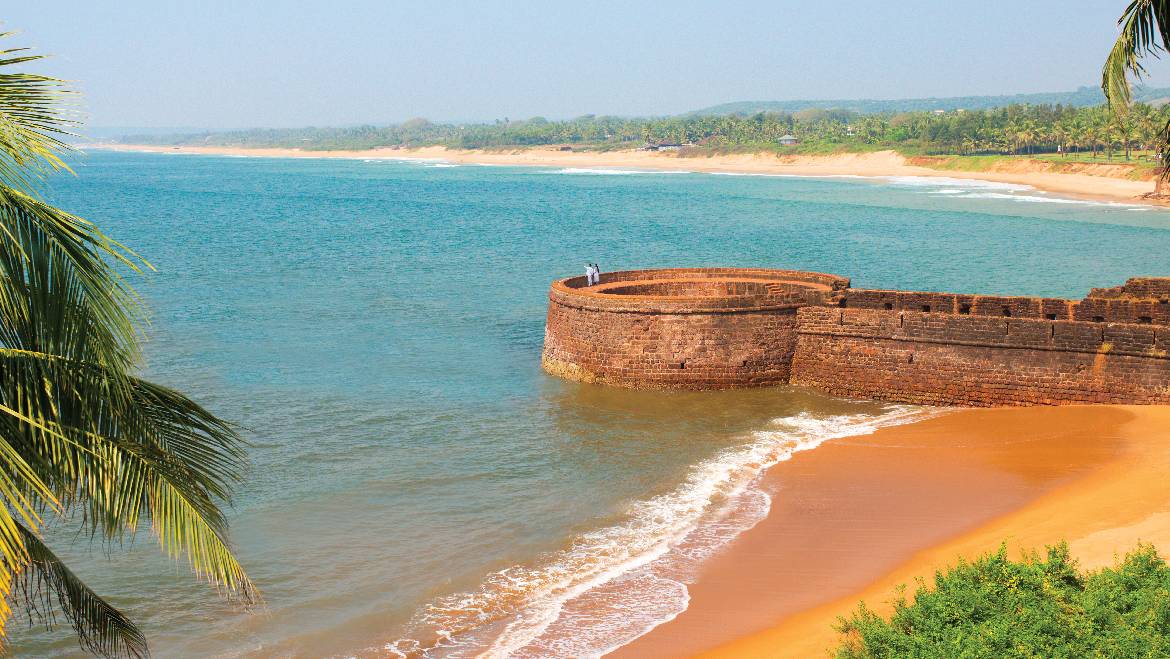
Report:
542,269,1170,405
791,297,1170,406
541,268,847,389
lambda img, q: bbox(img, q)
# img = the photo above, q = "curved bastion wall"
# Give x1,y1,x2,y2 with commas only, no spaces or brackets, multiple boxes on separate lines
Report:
541,268,1170,405
541,268,849,389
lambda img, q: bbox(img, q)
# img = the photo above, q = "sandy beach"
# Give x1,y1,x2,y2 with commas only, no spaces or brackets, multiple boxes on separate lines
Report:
601,405,1170,658
94,144,1159,206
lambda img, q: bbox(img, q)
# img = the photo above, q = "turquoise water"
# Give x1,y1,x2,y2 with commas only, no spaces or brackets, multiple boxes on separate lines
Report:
16,151,1170,657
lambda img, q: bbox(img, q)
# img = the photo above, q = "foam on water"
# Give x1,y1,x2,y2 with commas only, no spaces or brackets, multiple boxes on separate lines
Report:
385,406,936,658
554,168,692,175
881,175,1151,209
708,172,871,180
361,157,452,165
882,175,1033,191
344,157,1154,212
935,190,1148,209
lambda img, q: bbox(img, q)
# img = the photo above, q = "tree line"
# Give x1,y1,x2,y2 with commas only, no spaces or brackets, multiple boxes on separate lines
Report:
127,102,1170,160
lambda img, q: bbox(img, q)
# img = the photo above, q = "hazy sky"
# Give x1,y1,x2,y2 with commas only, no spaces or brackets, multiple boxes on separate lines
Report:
7,1,1167,129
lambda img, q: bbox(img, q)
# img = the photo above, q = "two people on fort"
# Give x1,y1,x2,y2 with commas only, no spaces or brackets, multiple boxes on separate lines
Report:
585,263,602,286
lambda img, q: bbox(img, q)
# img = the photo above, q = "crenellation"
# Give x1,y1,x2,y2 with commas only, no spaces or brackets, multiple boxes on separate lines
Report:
542,268,1170,405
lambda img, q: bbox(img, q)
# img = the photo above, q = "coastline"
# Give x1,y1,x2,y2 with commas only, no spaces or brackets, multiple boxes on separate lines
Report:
92,144,1159,207
606,405,1170,658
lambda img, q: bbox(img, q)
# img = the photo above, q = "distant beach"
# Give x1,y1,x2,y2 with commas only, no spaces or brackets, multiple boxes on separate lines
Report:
607,405,1170,658
94,144,1159,207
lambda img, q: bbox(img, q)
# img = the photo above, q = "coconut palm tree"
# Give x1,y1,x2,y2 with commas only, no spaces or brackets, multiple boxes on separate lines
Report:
1103,0,1170,189
0,33,256,657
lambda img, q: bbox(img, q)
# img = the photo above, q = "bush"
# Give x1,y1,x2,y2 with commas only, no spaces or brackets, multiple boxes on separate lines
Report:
835,543,1170,658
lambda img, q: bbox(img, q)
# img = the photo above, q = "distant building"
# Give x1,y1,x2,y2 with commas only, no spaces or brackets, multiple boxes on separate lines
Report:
932,109,946,115
778,134,799,146
641,142,689,151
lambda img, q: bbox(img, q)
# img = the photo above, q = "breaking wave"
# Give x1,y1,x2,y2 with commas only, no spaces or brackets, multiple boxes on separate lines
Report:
385,406,936,658
882,175,1033,191
554,168,692,175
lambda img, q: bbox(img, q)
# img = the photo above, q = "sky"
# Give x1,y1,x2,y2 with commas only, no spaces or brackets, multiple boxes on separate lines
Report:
7,1,1167,130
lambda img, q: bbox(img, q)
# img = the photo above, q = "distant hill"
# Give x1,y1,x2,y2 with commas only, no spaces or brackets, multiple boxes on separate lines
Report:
687,85,1170,116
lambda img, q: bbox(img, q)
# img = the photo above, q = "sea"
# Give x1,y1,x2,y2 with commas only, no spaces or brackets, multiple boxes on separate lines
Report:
16,151,1170,657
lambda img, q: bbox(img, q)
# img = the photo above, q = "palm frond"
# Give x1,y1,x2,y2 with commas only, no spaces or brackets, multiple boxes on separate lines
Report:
0,30,258,653
0,32,78,194
11,521,147,659
0,350,258,604
0,185,148,373
1102,0,1170,114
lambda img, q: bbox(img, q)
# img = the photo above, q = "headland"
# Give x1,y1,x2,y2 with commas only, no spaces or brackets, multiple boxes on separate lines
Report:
92,144,1159,206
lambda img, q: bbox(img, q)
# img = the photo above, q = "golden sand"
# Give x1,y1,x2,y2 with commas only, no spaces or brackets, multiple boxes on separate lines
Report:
606,405,1170,658
94,144,1157,206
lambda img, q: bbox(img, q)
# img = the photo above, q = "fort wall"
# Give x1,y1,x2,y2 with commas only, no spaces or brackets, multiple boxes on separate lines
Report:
541,269,1170,405
790,307,1170,406
541,268,847,389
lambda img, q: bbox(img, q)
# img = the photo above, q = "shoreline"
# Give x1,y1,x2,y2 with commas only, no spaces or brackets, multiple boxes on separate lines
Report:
606,405,1170,658
91,144,1160,207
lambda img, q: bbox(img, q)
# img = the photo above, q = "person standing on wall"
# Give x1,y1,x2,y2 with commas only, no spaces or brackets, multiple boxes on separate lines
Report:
584,263,596,286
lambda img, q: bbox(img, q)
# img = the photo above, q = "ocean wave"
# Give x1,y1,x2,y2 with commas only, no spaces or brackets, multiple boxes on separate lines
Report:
883,175,1033,191
554,168,692,175
361,157,452,165
708,172,871,180
942,191,1147,208
385,406,936,658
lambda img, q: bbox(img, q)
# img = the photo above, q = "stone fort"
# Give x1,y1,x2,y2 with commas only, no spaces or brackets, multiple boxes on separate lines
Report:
541,268,1170,406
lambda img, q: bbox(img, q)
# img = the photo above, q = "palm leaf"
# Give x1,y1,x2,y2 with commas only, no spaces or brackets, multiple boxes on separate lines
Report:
0,33,78,195
11,521,147,658
0,350,258,604
1103,0,1170,188
0,184,147,372
1102,0,1165,113
0,30,257,654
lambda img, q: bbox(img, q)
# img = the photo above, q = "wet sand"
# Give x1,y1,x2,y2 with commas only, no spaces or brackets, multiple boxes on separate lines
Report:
608,405,1170,658
92,144,1157,206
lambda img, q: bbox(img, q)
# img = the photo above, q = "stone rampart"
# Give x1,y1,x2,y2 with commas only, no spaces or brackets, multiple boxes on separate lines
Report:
790,307,1170,406
541,269,1170,405
541,268,847,389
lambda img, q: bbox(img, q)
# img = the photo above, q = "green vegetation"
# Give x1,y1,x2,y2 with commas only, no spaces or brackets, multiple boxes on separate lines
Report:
0,33,255,657
127,102,1170,167
1102,1,1170,189
689,85,1170,116
835,543,1170,658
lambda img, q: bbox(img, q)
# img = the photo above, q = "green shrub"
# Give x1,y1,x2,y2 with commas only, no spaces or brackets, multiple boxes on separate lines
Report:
835,543,1170,658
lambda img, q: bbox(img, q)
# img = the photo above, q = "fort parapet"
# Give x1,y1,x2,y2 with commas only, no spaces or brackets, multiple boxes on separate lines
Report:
541,268,1170,406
